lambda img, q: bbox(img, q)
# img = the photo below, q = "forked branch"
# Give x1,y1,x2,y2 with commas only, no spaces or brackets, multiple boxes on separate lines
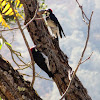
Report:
8,0,36,86
0,35,30,67
60,1,93,100
76,0,89,25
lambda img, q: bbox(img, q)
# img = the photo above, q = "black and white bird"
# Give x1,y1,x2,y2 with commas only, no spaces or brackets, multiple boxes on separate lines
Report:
30,47,53,78
45,9,66,39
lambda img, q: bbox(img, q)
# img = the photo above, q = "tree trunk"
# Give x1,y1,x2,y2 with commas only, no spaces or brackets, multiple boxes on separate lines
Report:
0,56,42,100
20,0,92,99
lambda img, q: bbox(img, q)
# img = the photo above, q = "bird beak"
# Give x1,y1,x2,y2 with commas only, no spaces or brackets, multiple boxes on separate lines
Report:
43,10,48,14
35,44,42,51
36,44,41,48
37,10,47,15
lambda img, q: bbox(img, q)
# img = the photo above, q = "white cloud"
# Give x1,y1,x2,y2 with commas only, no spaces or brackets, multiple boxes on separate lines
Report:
94,0,100,8
93,34,100,40
43,82,61,100
77,70,100,100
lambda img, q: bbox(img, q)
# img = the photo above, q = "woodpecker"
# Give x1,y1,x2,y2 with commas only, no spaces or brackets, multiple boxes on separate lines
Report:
30,47,53,78
45,9,66,39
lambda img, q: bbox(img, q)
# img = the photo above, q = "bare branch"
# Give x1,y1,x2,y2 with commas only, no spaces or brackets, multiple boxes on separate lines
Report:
8,0,36,86
0,57,42,100
16,64,32,70
0,18,44,32
0,27,20,32
0,35,29,68
22,5,38,30
60,2,94,100
35,75,53,81
21,73,53,81
81,52,93,64
76,0,89,25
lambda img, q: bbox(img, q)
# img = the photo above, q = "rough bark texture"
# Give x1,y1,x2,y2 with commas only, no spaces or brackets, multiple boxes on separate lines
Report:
20,0,92,100
0,56,42,100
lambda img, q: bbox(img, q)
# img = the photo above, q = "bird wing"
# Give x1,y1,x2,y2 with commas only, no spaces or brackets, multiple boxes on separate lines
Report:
50,14,62,38
58,22,66,37
41,52,51,71
50,14,66,38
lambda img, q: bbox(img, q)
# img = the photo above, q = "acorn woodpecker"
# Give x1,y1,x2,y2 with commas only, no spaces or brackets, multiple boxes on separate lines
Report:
30,47,53,78
45,9,66,39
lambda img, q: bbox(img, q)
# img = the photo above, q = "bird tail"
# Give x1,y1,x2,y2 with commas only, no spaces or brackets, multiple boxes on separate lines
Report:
58,24,66,38
59,29,63,38
62,29,66,37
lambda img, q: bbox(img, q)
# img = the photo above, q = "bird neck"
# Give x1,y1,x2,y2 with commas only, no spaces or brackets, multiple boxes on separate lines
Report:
49,12,52,15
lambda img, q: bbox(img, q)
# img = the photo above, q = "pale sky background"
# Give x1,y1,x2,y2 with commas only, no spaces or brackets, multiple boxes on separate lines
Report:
0,0,100,100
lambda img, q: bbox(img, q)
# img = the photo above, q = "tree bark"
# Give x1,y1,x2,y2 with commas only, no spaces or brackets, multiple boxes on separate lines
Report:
20,0,92,99
0,56,42,100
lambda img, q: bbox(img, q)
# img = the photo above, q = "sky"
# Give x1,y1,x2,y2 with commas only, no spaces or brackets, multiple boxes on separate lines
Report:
0,0,100,100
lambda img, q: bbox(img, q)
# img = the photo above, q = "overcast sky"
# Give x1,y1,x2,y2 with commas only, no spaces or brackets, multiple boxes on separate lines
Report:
0,0,100,100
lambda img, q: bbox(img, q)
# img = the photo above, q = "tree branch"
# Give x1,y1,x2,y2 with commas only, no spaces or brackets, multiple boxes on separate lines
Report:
76,0,89,25
0,56,42,100
8,0,35,86
0,35,29,68
81,52,93,64
22,5,38,30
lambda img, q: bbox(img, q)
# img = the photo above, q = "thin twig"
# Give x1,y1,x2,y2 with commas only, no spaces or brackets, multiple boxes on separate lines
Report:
16,66,51,81
76,0,89,25
0,27,20,32
35,69,42,77
16,66,49,81
22,6,38,30
21,73,53,81
35,75,53,81
60,4,93,100
30,5,39,87
8,0,36,86
1,35,29,67
81,52,93,64
15,64,31,70
16,65,32,70
0,18,44,32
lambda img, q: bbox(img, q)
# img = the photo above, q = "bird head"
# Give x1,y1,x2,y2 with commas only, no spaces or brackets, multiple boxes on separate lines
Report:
47,9,53,14
37,10,46,15
44,9,53,16
30,45,36,52
30,44,41,53
30,47,35,52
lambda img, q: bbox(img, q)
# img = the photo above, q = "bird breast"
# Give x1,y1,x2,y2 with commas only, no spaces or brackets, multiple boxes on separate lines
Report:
47,19,57,27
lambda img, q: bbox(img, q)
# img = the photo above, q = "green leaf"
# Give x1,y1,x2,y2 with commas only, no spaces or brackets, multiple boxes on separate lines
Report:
0,39,3,50
0,44,2,50
0,97,2,100
5,42,12,47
